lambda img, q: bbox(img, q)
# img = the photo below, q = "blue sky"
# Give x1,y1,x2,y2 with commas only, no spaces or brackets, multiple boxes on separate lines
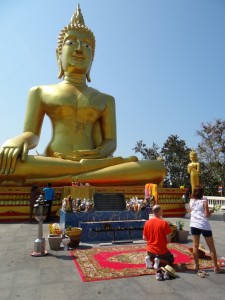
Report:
0,0,225,159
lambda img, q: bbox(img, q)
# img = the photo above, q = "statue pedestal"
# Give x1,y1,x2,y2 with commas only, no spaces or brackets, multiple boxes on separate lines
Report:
80,220,146,243
59,210,148,243
0,185,186,221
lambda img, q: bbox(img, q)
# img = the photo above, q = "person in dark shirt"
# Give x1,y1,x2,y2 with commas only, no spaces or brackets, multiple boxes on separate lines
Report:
43,183,55,221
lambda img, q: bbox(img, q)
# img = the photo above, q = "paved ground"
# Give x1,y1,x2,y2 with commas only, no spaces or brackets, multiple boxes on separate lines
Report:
0,212,225,300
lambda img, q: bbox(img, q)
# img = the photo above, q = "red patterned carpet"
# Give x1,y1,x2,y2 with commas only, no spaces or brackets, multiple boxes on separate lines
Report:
71,243,224,282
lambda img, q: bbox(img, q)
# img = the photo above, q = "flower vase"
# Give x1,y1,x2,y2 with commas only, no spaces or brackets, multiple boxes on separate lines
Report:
177,230,189,242
48,234,62,250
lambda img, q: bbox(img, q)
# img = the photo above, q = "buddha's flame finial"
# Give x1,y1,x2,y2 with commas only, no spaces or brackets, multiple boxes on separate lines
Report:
71,4,85,26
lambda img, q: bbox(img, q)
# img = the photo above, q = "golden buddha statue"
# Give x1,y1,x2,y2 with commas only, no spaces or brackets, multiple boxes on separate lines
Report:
0,5,166,187
187,150,200,193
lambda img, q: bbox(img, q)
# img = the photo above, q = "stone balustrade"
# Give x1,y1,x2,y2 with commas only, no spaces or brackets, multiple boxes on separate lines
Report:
204,196,225,209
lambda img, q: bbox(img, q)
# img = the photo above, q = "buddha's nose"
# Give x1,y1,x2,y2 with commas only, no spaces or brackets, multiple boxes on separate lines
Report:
75,39,82,52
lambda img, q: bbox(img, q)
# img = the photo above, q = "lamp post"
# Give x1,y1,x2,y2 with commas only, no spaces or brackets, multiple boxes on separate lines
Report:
31,195,49,256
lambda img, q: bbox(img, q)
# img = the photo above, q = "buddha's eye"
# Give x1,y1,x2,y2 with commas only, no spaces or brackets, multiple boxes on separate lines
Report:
65,40,76,46
83,42,91,48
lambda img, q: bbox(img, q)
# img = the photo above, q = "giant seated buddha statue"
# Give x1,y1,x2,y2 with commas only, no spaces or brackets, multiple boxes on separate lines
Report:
0,5,166,187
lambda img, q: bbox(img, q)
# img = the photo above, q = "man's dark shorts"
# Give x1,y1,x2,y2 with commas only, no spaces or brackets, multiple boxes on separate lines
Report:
147,251,174,264
190,227,212,237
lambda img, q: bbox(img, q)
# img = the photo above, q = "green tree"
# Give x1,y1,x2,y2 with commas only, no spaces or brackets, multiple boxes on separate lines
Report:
160,135,191,188
133,140,160,160
196,119,225,195
133,135,191,188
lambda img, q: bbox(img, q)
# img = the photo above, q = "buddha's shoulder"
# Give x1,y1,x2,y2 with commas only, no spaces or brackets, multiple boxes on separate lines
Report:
28,84,115,101
28,83,63,94
88,87,115,102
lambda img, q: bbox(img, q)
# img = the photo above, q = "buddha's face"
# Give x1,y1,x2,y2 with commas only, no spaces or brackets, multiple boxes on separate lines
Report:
60,29,93,75
190,152,197,161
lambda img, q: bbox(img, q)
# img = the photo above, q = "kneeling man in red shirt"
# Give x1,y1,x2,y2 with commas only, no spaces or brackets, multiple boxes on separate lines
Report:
143,205,174,280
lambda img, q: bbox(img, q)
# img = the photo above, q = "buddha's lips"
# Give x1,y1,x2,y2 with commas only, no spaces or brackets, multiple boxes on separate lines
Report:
72,56,85,61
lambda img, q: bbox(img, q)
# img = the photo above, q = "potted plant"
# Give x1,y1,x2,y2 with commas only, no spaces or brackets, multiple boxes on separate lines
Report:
168,222,177,242
176,220,189,242
48,223,62,250
65,226,82,248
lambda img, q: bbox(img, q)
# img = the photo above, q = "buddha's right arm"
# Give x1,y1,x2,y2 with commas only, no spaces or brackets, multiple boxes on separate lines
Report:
187,165,191,174
0,86,44,174
0,132,39,175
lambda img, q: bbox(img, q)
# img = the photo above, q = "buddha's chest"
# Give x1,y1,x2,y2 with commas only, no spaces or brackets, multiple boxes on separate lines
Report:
190,163,198,170
43,88,105,121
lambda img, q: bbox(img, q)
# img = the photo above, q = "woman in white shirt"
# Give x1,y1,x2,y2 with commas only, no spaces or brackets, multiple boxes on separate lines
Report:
190,186,223,276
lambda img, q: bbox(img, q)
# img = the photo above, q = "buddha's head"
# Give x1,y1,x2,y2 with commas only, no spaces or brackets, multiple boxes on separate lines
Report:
189,149,198,161
56,4,95,82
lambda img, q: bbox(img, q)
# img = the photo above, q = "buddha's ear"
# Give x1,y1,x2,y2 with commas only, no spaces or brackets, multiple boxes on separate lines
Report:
86,70,91,82
56,50,64,79
86,61,93,82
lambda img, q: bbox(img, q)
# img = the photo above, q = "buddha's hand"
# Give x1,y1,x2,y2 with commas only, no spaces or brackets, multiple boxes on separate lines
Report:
0,139,28,175
72,148,104,159
54,148,104,161
54,152,68,160
54,152,81,161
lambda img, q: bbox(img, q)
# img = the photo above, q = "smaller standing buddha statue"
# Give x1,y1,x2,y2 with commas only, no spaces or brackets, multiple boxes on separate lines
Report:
187,150,200,193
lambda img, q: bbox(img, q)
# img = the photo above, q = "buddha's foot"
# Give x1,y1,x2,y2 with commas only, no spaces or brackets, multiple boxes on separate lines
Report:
1,179,25,187
124,156,138,162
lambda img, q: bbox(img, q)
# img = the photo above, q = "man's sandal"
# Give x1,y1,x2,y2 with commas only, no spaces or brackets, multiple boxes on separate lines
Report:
196,270,208,278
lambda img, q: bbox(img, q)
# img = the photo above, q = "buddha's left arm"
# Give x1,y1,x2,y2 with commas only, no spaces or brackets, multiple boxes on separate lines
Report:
196,162,200,173
192,162,200,175
97,95,117,157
